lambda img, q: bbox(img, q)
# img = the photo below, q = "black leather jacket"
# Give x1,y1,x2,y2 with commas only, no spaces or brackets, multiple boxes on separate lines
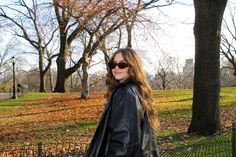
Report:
86,80,160,157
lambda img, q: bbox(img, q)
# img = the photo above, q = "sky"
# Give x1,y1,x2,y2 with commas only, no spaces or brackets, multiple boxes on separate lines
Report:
155,1,195,60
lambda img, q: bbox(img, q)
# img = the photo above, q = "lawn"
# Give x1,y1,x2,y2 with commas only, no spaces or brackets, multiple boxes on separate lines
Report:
0,92,50,112
0,88,235,156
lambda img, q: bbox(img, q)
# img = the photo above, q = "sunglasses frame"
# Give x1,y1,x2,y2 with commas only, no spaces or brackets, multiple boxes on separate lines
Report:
108,62,130,69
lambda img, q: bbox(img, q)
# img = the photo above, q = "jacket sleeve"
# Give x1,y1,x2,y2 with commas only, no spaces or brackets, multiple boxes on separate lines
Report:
106,88,142,157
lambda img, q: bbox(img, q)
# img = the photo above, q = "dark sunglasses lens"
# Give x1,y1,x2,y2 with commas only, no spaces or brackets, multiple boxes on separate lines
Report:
108,62,129,69
117,63,128,69
108,63,116,69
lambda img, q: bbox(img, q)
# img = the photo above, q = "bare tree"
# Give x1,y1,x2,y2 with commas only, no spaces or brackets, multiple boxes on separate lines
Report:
220,6,236,76
121,0,141,47
0,39,18,93
154,56,175,90
0,41,14,77
99,28,123,73
121,0,175,48
220,60,236,87
0,0,58,92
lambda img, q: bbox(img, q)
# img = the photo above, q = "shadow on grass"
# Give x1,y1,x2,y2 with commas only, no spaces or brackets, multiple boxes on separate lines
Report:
159,108,192,119
0,120,98,144
221,101,236,109
35,121,98,136
0,103,103,119
159,128,232,157
164,98,193,103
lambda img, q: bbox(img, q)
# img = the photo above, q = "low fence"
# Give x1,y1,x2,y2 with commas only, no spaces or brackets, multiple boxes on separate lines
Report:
0,142,89,157
0,91,26,100
0,93,12,100
0,122,235,157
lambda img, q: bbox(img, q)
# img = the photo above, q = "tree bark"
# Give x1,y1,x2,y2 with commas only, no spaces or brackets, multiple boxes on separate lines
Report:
188,0,228,136
127,26,132,48
39,48,46,92
81,54,90,99
54,52,67,92
48,67,54,92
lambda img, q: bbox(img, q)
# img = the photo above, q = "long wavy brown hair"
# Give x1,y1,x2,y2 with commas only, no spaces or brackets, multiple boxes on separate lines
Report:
106,48,158,130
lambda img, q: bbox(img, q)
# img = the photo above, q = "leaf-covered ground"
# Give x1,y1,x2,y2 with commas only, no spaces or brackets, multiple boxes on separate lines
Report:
0,88,235,152
0,92,105,146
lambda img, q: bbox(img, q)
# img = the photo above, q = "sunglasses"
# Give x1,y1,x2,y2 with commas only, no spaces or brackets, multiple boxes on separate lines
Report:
108,62,129,69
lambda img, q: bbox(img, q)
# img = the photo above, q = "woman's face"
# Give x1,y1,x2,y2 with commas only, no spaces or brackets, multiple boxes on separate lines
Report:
112,53,130,82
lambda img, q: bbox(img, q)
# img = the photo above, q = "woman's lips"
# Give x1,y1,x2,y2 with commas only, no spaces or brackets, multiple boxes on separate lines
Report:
113,71,122,75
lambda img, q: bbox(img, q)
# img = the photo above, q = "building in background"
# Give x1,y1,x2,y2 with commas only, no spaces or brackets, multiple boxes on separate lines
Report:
183,59,194,76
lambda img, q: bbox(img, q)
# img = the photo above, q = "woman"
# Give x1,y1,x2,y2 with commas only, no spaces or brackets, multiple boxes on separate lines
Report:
86,48,160,157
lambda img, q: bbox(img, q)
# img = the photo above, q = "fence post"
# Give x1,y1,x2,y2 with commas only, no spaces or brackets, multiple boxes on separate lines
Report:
233,122,236,157
38,142,43,157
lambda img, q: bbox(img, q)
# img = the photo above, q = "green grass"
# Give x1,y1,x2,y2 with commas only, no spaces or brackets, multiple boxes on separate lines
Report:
153,87,236,156
0,92,50,112
154,87,236,119
32,120,98,144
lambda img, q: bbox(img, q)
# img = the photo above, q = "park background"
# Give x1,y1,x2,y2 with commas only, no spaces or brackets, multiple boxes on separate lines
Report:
0,0,236,156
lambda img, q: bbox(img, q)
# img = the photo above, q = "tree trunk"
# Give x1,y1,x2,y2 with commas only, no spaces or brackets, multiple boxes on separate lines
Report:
54,56,66,92
188,0,228,136
100,41,110,72
80,55,90,99
70,60,74,92
53,33,68,93
127,26,132,48
48,67,54,92
233,63,236,77
39,72,46,92
39,52,46,92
